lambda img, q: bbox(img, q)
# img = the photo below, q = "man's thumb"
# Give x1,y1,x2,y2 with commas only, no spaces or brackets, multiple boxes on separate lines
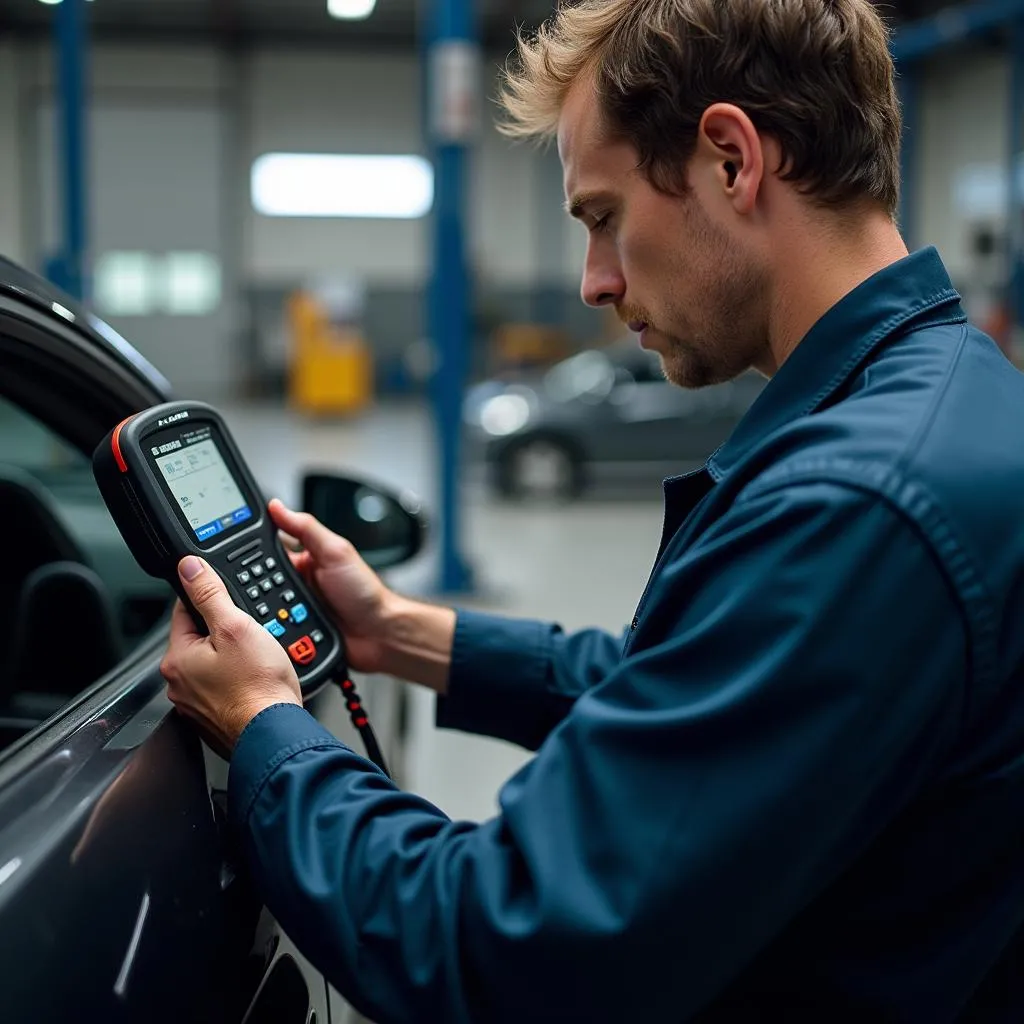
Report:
178,557,237,628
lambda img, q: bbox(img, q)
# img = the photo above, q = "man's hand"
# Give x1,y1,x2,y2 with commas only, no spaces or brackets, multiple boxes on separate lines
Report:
160,555,303,753
269,499,399,675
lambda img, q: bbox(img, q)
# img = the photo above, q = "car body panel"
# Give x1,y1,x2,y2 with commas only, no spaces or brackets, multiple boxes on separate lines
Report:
0,257,338,1022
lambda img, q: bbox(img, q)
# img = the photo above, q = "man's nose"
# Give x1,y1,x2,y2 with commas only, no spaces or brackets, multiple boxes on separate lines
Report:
580,245,625,308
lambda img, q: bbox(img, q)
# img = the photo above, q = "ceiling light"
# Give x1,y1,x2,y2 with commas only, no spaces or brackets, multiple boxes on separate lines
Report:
327,0,376,20
37,0,94,5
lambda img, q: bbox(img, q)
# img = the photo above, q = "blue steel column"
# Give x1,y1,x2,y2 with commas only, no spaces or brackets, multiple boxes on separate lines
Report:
427,0,476,593
896,62,917,251
1010,19,1024,331
52,0,88,300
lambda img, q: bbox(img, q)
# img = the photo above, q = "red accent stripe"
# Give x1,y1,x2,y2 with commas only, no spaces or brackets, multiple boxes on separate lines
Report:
111,416,134,473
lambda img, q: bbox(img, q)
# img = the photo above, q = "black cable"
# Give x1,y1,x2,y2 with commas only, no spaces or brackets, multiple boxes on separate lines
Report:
335,675,391,779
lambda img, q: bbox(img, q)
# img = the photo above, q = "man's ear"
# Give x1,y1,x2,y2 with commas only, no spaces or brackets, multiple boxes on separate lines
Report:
697,103,764,215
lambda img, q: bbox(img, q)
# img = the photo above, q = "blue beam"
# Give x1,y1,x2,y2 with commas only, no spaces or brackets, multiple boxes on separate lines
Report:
52,0,88,300
892,0,1024,63
1010,19,1024,328
426,0,476,593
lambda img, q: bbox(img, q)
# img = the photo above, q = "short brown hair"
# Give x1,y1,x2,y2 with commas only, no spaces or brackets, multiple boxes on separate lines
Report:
499,0,902,216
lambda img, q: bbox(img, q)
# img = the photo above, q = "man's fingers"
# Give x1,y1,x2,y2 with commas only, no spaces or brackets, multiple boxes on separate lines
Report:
176,557,243,641
268,499,348,562
168,599,202,646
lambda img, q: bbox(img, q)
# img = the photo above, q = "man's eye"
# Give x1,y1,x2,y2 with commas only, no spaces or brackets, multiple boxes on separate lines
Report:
592,213,611,233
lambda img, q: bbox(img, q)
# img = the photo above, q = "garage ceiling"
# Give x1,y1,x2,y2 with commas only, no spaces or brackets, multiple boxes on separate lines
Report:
0,0,991,51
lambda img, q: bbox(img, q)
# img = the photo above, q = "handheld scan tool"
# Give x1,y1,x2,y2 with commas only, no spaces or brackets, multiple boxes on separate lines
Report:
94,401,388,773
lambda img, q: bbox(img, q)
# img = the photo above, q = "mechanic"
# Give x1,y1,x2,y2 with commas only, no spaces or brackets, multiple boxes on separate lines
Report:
161,1,1024,1020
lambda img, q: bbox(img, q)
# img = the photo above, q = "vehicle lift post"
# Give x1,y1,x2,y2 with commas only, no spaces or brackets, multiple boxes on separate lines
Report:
425,0,478,594
50,0,89,302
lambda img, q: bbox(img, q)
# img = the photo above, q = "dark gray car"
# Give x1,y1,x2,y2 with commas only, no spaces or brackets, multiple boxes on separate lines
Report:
464,342,766,498
0,257,426,1023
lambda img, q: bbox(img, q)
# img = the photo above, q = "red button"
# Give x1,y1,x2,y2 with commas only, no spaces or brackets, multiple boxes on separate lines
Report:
288,635,317,666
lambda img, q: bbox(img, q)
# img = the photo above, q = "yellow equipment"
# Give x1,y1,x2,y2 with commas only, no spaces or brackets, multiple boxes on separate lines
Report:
287,291,373,415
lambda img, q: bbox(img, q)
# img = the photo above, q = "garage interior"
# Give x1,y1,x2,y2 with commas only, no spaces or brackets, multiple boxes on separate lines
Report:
2,0,1024,1019
2,0,1024,849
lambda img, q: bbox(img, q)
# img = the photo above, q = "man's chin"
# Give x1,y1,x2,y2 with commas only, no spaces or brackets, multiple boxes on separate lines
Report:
660,350,731,390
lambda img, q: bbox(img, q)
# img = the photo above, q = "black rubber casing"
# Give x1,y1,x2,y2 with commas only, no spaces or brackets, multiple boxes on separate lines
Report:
93,400,343,697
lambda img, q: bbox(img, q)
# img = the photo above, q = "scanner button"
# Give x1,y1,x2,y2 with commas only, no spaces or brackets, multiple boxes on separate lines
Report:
265,620,286,639
290,604,309,625
288,636,317,666
246,586,261,601
260,579,273,593
272,571,286,586
256,602,270,618
311,629,325,644
250,564,264,578
237,570,252,585
265,557,277,571
228,539,261,563
281,589,296,603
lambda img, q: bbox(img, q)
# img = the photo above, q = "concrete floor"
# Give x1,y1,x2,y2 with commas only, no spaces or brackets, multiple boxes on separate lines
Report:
222,398,666,823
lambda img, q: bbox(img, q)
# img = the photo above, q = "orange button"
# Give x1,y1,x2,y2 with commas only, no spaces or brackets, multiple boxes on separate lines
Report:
278,609,289,621
288,635,317,666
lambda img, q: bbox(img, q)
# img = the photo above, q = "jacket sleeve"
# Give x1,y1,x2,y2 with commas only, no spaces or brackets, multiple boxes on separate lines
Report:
435,609,630,750
228,481,967,1024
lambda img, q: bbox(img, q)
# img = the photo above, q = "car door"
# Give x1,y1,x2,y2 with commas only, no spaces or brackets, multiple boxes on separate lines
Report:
0,262,332,1024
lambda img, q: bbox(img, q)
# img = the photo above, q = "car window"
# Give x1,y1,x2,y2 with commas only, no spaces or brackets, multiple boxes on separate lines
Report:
0,396,173,753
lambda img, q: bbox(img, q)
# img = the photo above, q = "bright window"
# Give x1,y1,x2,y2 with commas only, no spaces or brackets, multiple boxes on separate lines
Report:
93,251,222,318
93,251,155,317
251,153,434,219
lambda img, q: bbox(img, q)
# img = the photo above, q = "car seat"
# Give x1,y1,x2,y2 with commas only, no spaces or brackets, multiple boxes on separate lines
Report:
6,561,122,720
0,465,87,670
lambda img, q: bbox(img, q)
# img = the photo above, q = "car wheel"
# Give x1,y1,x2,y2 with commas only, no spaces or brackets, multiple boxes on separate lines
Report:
496,437,583,500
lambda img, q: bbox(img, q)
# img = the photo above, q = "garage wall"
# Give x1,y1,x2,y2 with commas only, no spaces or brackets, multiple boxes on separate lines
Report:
911,46,1011,293
9,41,577,289
244,49,574,288
0,40,602,395
0,39,25,266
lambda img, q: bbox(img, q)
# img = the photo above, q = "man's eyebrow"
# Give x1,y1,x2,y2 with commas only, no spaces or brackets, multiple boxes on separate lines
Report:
565,191,607,218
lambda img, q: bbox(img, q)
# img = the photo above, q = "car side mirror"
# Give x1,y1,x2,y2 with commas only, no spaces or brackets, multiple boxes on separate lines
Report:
300,473,427,570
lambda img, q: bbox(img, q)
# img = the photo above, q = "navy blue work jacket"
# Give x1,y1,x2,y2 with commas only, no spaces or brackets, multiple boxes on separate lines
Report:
229,247,1024,1022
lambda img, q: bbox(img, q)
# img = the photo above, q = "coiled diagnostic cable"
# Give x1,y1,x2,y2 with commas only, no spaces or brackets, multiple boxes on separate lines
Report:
335,674,391,778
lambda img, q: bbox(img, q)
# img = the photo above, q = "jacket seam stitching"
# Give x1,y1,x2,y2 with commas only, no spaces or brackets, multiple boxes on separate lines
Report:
741,467,995,729
242,737,344,823
800,289,961,419
894,323,968,478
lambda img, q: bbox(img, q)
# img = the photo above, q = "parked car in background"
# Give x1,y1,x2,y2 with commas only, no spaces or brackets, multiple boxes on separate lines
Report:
464,341,767,499
0,256,425,1024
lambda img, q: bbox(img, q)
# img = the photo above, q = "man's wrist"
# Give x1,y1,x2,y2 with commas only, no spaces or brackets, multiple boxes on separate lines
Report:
376,595,456,694
226,694,302,749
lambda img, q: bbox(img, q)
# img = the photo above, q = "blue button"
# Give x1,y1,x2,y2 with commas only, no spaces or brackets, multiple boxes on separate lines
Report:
265,620,286,638
290,604,308,624
196,521,221,541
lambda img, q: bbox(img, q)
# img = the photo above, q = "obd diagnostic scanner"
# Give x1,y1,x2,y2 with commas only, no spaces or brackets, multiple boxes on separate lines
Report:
93,401,388,774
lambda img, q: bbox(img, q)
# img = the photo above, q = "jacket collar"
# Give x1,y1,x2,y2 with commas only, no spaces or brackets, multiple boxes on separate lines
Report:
707,246,965,479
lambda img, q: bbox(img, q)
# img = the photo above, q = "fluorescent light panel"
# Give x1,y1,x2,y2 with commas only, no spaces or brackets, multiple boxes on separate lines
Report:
328,0,376,19
251,154,434,219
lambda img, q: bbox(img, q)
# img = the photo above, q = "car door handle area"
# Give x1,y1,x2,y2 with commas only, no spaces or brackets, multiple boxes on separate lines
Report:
0,660,264,1022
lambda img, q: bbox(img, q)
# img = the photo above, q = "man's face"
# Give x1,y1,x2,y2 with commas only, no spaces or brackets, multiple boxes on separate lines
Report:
558,81,771,388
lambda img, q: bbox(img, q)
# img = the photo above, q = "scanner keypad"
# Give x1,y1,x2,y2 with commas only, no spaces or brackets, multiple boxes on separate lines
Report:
233,554,325,669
